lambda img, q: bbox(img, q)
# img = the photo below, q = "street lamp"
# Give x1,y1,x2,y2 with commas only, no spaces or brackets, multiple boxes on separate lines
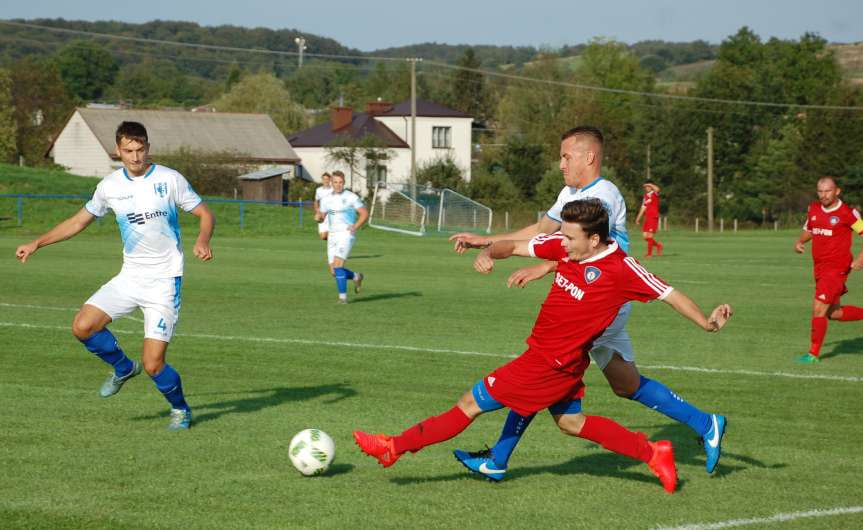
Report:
294,36,307,68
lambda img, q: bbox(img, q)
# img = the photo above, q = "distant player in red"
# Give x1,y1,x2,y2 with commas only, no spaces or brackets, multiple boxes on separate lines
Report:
354,199,732,493
635,180,663,257
794,176,863,363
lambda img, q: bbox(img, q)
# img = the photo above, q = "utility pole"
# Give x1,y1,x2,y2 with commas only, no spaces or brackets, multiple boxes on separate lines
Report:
707,127,714,232
294,36,306,68
409,58,421,205
645,144,651,181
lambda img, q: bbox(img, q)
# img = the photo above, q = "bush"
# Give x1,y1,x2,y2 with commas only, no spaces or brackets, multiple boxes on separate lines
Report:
467,168,522,213
154,147,255,197
417,156,467,192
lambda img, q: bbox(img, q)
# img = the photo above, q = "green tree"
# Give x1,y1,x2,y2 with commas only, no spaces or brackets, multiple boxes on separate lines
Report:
448,48,493,123
417,155,466,191
0,69,17,163
499,136,545,200
108,59,209,107
212,72,306,135
325,135,395,195
55,40,118,100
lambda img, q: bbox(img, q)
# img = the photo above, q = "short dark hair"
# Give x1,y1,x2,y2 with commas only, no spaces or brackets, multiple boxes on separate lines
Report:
331,170,345,179
644,179,656,186
115,121,148,145
561,125,604,145
561,199,609,241
819,175,839,187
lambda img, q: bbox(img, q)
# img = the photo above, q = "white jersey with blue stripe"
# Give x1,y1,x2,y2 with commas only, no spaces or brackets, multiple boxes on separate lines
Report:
319,190,364,233
545,178,630,252
85,164,202,278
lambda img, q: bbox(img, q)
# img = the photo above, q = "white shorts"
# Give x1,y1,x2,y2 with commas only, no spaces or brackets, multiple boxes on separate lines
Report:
85,272,182,342
589,302,635,369
318,221,328,234
327,231,356,264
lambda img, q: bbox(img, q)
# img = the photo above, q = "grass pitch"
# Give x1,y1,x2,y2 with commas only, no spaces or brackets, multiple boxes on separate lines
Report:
1,225,862,529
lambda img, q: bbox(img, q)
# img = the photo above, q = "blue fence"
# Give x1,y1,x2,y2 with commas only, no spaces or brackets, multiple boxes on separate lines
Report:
0,194,313,230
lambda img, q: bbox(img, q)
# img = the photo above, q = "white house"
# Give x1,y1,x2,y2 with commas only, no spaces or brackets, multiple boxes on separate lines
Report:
289,100,473,195
48,108,300,177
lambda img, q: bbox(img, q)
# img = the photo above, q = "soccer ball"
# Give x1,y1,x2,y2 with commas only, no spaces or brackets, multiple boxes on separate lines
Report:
288,428,335,476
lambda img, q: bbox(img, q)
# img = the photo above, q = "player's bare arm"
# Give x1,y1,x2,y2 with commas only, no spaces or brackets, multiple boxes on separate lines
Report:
190,203,215,261
635,204,647,225
350,207,369,234
474,239,532,274
794,230,812,254
662,290,733,332
451,216,561,254
507,260,557,288
15,208,96,263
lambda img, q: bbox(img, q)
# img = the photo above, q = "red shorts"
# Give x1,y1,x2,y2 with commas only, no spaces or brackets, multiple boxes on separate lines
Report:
814,272,848,305
642,216,659,233
484,349,588,417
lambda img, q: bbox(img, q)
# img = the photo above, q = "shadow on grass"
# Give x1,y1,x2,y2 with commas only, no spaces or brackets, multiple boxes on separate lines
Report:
347,254,383,260
351,291,422,304
821,336,863,360
132,383,357,425
391,421,781,489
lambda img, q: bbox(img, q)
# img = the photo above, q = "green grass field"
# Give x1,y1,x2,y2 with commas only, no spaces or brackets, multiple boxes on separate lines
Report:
2,216,863,528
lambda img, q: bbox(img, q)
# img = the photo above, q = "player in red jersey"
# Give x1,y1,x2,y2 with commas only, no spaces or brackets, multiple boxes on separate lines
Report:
794,176,863,363
635,180,663,257
354,199,732,493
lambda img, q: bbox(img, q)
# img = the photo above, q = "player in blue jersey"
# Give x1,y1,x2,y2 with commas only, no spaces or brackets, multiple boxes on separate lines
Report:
450,126,726,480
15,121,214,431
318,170,368,303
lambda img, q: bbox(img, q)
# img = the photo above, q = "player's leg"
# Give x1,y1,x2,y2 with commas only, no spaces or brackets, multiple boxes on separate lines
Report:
829,304,863,321
643,230,655,257
330,233,357,303
551,403,677,493
354,382,490,467
141,278,191,430
76,277,142,397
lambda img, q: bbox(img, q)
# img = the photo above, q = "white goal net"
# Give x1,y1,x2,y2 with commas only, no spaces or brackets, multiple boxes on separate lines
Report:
437,188,492,233
368,184,426,236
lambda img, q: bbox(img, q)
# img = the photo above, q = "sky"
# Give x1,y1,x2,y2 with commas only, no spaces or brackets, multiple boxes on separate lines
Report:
3,0,861,51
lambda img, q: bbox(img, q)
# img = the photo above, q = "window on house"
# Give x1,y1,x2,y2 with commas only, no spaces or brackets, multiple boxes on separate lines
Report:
432,126,452,148
366,163,387,189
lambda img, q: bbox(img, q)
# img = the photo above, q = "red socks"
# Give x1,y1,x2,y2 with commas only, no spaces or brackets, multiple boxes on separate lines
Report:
577,415,653,463
645,238,663,257
838,305,863,321
810,316,828,356
393,406,472,455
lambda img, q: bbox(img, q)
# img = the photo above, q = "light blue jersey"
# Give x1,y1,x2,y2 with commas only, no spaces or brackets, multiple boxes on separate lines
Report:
85,164,202,278
319,190,365,233
545,178,629,252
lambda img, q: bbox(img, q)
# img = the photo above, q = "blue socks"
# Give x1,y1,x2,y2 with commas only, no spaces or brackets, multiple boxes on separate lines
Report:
334,267,355,295
490,411,536,468
630,376,712,436
151,364,189,411
80,329,134,377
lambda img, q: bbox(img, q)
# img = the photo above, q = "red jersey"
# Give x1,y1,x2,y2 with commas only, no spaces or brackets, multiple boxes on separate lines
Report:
525,233,673,372
804,200,863,275
642,191,660,219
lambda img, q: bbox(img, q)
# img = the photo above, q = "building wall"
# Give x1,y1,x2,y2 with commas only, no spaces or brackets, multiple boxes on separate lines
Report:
375,116,473,182
50,111,117,177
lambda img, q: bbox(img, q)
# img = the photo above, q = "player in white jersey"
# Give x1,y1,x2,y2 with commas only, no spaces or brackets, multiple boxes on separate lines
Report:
450,126,726,479
314,172,333,240
15,121,214,431
318,170,368,303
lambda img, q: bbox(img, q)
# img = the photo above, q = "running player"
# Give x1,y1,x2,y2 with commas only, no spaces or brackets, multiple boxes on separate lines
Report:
15,121,214,431
354,199,733,493
314,172,333,240
794,176,863,363
450,126,727,479
635,180,663,257
318,171,367,303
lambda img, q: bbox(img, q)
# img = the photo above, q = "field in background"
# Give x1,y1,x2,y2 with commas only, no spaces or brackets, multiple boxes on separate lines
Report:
1,225,862,528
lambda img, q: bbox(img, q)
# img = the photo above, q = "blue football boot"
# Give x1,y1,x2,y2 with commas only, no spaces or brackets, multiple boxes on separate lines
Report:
453,447,506,482
702,414,727,473
99,361,142,398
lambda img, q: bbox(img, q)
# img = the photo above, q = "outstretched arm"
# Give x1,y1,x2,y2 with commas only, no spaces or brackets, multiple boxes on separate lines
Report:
473,239,532,274
794,230,812,254
15,208,96,263
450,216,561,254
662,290,732,332
508,260,557,288
190,202,215,261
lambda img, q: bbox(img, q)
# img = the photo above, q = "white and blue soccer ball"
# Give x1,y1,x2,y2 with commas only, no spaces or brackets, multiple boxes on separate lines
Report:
289,429,335,476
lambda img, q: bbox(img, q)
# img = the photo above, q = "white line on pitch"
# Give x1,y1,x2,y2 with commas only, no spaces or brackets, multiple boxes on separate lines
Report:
1,320,861,383
657,506,863,530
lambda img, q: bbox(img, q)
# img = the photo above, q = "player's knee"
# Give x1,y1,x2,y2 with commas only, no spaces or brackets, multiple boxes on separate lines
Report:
554,413,586,436
611,380,639,398
319,233,328,240
142,358,164,376
71,315,99,340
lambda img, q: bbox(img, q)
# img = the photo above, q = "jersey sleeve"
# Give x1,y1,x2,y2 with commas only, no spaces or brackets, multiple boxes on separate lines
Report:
84,181,109,218
528,233,568,261
849,208,863,235
621,256,674,302
174,172,203,212
350,193,365,210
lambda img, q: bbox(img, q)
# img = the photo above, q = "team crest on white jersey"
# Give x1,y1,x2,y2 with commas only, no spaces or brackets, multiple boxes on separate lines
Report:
154,182,168,198
585,266,601,284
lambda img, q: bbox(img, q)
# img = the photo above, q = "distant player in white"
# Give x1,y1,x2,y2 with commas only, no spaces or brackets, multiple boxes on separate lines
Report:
314,172,333,240
318,170,368,303
449,126,726,479
15,121,214,431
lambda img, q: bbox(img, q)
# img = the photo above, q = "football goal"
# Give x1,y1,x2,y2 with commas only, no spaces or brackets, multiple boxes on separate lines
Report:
368,184,427,236
437,188,492,233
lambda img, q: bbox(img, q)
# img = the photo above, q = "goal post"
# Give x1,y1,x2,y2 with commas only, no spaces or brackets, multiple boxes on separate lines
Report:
437,188,492,234
368,183,426,236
